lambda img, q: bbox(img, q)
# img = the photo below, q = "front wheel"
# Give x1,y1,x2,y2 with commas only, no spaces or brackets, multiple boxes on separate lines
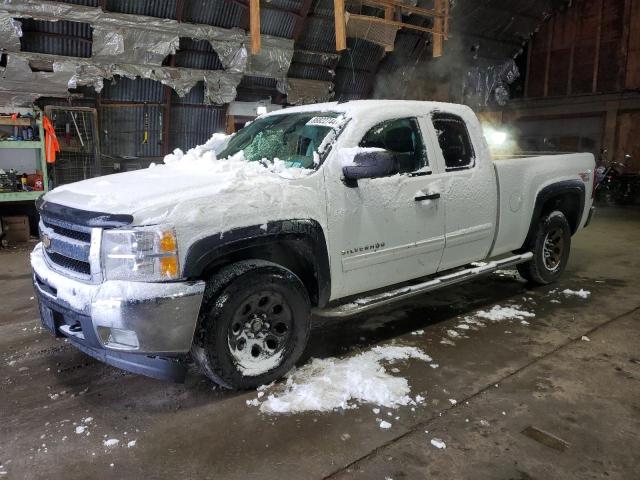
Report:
517,210,571,285
192,260,311,389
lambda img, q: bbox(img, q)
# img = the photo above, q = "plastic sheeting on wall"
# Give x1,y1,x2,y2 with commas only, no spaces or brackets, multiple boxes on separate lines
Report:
0,54,72,106
91,25,180,65
0,1,295,80
277,78,334,105
0,12,22,51
462,59,520,107
51,56,243,104
245,36,294,80
0,0,294,105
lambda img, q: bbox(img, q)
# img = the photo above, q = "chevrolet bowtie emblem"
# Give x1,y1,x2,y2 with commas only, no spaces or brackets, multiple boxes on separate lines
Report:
41,234,51,249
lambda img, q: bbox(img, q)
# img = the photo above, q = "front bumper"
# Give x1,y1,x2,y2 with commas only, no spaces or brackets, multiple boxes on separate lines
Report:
31,244,205,381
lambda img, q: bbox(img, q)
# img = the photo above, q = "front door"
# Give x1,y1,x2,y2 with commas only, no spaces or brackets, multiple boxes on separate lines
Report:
324,116,446,299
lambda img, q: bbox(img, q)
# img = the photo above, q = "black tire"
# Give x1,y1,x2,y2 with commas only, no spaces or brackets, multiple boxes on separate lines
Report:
191,260,311,389
517,210,571,285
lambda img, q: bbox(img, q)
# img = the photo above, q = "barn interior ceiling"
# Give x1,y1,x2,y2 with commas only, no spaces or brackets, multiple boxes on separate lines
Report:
0,0,572,107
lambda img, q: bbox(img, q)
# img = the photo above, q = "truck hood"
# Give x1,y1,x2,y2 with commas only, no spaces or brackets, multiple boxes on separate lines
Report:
44,158,317,227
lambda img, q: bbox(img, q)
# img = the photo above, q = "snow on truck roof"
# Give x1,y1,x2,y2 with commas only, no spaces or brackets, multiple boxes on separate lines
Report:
266,100,475,119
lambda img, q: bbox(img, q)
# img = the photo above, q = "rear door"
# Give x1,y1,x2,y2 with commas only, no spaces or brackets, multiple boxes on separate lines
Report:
428,112,497,271
324,116,446,299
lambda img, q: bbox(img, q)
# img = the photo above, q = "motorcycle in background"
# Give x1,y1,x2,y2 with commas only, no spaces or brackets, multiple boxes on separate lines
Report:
595,154,640,205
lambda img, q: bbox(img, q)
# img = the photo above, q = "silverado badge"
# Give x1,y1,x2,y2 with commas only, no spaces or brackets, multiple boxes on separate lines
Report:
341,242,385,256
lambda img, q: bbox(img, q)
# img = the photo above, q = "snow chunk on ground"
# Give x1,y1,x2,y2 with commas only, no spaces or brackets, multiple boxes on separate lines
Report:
581,335,590,342
255,346,432,414
562,289,591,299
430,438,446,449
475,305,535,322
127,440,136,448
103,439,119,448
379,421,392,429
74,426,85,434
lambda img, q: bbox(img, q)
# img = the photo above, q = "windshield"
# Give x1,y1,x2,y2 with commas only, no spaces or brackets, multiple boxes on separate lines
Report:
218,112,344,170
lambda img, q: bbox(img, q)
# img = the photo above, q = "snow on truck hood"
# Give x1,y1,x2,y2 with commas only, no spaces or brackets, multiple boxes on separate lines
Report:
43,134,319,228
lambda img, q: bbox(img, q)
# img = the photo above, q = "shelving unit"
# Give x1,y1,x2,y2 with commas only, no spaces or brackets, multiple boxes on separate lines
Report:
0,107,48,204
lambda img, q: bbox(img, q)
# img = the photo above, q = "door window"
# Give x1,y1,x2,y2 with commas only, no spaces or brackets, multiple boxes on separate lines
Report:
359,118,428,174
432,113,476,171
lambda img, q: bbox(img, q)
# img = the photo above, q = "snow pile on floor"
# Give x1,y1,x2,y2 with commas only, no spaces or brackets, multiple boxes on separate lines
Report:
474,305,535,322
103,438,119,448
561,288,591,299
250,345,432,414
430,438,446,449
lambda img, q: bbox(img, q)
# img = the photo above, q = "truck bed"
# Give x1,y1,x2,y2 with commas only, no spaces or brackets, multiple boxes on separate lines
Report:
490,152,595,257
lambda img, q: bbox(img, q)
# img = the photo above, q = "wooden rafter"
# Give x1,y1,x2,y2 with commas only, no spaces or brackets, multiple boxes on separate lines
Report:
433,0,444,57
250,0,261,54
337,0,450,57
359,0,444,18
334,0,347,51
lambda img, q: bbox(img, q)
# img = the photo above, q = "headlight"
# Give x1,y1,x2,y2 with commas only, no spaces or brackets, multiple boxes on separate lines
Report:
101,225,180,281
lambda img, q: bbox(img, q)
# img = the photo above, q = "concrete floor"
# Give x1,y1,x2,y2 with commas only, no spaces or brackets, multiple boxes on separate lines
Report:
1,206,639,480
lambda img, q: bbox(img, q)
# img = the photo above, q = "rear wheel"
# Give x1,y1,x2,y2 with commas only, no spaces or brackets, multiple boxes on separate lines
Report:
517,210,571,285
192,260,311,389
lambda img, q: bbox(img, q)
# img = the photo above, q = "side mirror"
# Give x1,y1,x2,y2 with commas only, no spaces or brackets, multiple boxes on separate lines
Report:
342,150,397,187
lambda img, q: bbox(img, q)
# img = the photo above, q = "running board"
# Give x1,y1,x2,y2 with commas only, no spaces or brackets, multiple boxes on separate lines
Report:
312,252,533,318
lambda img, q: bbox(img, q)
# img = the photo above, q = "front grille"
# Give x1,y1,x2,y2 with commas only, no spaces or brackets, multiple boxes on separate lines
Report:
46,251,91,275
40,215,96,280
43,220,91,243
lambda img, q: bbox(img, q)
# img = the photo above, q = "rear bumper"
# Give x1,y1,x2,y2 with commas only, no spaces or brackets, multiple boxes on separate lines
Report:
584,206,595,228
31,244,205,382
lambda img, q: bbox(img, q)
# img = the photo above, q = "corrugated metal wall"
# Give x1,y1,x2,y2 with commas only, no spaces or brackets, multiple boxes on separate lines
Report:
105,0,177,19
20,19,92,58
169,106,226,152
102,78,165,103
100,104,163,158
182,0,245,28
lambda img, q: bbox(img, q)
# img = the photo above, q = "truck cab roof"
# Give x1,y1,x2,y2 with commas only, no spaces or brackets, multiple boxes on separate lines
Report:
268,99,475,120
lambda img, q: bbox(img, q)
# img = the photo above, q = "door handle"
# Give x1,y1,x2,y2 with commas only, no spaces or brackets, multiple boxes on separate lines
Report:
415,193,440,201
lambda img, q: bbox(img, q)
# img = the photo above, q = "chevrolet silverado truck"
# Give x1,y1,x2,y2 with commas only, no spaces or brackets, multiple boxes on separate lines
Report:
31,100,596,389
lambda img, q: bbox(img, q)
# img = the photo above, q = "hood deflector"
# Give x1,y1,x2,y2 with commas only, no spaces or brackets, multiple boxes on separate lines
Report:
36,197,134,229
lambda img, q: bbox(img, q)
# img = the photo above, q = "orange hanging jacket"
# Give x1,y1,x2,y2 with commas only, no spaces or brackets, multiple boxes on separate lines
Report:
43,115,60,164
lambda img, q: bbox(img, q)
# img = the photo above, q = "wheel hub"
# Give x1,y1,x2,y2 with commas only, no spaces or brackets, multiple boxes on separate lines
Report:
249,314,266,334
228,291,293,375
543,227,564,271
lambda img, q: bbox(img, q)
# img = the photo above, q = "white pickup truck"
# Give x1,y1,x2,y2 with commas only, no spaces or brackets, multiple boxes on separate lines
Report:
31,100,595,388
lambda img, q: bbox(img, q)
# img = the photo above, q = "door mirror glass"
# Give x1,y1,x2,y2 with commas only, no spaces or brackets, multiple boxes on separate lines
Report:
342,150,398,182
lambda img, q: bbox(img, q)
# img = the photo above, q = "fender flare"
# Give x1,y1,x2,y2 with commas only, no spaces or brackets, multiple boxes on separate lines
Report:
183,219,331,307
521,180,585,248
